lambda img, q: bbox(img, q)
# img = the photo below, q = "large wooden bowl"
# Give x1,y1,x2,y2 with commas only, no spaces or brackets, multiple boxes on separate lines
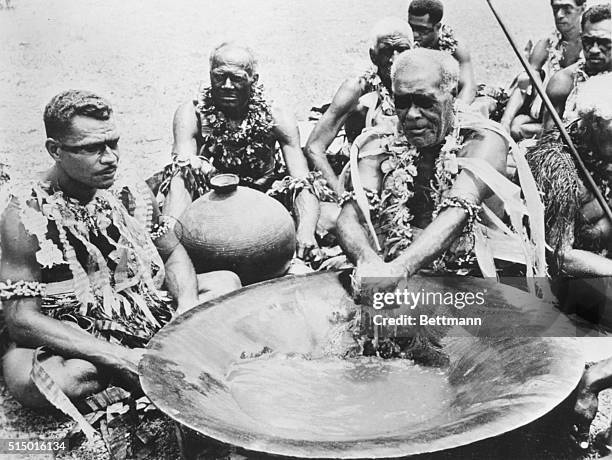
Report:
141,271,584,458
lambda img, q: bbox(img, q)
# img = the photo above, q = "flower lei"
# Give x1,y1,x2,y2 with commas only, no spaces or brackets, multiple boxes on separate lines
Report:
547,29,565,74
436,24,458,55
196,83,276,177
0,280,46,300
362,68,395,117
376,107,478,266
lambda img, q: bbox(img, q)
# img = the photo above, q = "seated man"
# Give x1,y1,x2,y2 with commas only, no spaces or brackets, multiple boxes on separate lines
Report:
527,73,612,276
337,49,544,300
500,0,585,141
407,0,476,105
544,2,611,129
526,74,612,451
160,42,321,259
0,90,240,411
304,17,414,194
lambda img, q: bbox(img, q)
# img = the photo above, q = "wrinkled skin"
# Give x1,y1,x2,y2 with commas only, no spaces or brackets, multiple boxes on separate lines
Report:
369,33,413,90
209,45,258,119
393,63,455,148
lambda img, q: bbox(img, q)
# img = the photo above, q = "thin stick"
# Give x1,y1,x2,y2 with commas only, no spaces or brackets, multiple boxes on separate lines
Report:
485,0,612,224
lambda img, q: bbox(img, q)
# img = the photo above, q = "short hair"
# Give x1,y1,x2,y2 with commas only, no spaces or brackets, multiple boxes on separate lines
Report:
209,42,257,75
391,48,459,93
581,2,610,29
43,90,112,139
408,0,444,24
369,17,414,49
576,73,612,120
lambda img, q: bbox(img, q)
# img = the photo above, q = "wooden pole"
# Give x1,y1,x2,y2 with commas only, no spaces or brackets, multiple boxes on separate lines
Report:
485,0,612,224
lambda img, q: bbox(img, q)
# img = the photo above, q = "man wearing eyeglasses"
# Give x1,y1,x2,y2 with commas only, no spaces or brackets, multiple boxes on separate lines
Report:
544,2,612,128
337,49,540,302
0,90,240,411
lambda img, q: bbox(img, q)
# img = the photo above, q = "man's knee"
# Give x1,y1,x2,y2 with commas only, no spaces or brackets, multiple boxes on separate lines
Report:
197,270,241,297
2,348,106,408
317,202,340,236
510,115,533,141
519,122,543,139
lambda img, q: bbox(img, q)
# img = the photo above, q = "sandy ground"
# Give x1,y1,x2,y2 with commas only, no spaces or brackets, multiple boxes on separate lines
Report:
0,0,555,179
1,0,612,458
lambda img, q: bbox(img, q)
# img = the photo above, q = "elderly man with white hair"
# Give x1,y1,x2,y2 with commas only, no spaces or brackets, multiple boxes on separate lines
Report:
305,17,415,195
337,48,543,311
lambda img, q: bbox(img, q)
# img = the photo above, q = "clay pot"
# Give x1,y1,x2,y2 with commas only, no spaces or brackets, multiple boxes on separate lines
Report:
179,174,296,284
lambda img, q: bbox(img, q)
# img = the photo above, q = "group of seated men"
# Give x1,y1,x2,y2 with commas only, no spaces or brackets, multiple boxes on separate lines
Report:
0,0,612,452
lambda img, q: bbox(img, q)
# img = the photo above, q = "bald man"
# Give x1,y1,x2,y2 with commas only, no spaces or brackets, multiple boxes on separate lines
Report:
304,17,415,194
160,42,321,261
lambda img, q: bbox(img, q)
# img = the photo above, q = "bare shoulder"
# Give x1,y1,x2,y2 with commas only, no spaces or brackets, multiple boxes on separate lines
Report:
453,42,471,63
172,101,199,135
329,76,367,114
270,103,299,139
271,103,297,129
530,38,550,68
547,65,575,99
348,153,387,194
0,199,40,272
174,100,197,122
461,128,508,172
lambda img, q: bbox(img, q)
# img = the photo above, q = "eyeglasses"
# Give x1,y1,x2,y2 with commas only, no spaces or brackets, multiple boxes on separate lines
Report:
394,93,437,111
582,36,612,51
57,139,119,157
211,70,252,85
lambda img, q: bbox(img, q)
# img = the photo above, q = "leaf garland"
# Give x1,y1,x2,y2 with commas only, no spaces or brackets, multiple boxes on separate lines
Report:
12,181,171,343
377,108,465,261
547,29,566,74
362,68,395,117
196,83,275,177
436,24,458,55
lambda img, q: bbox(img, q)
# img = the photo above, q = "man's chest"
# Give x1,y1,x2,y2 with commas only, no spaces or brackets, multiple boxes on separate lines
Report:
559,41,582,68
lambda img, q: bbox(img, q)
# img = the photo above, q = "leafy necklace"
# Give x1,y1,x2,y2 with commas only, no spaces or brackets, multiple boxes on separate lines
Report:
362,68,395,116
436,24,458,55
196,83,275,176
378,107,464,261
